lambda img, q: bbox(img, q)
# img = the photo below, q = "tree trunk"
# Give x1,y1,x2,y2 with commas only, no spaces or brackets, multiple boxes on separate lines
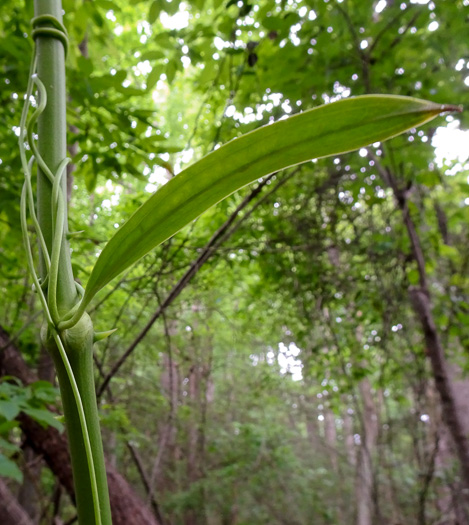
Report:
17,446,40,521
355,378,378,525
409,287,469,494
343,410,356,467
0,478,34,525
324,408,339,472
372,156,469,496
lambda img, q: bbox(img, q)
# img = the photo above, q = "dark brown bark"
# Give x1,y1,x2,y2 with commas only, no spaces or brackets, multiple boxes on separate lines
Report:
0,478,34,525
426,384,468,524
410,288,469,491
371,155,469,496
417,432,438,525
0,326,160,525
106,468,159,525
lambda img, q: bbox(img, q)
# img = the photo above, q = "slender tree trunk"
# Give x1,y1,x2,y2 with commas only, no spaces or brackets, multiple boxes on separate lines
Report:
302,395,320,449
127,442,167,525
185,337,205,525
372,155,469,497
324,409,339,473
0,478,34,525
409,289,469,489
343,410,356,467
355,378,378,525
427,370,469,523
17,446,40,521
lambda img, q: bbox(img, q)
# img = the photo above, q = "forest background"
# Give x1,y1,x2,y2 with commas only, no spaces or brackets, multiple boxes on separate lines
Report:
1,0,469,524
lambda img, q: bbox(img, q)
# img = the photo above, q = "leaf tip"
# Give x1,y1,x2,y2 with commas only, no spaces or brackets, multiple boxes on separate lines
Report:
93,328,118,344
439,104,463,114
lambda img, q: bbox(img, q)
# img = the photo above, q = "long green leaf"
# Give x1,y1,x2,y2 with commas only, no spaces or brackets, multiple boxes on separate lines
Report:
81,95,456,307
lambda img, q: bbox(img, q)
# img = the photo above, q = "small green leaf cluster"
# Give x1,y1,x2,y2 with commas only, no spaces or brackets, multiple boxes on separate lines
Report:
0,379,63,482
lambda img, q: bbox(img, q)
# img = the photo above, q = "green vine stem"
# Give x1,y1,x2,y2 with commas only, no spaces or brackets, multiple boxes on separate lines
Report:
17,2,113,523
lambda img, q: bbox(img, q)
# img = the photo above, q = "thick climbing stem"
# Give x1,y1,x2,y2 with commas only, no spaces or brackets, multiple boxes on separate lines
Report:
17,2,113,523
51,330,102,525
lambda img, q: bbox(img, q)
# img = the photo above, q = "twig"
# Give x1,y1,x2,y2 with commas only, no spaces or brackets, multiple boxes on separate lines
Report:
127,442,166,525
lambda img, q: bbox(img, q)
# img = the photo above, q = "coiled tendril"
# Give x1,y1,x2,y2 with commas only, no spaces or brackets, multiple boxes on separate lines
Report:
19,15,102,525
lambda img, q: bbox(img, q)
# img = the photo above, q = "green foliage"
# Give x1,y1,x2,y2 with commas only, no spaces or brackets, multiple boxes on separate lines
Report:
0,380,63,431
0,451,23,483
0,379,63,482
1,0,468,523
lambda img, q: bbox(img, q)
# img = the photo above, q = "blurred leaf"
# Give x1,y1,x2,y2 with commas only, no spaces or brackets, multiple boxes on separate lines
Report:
0,437,19,454
0,400,20,421
141,50,166,61
0,454,22,483
22,408,64,432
